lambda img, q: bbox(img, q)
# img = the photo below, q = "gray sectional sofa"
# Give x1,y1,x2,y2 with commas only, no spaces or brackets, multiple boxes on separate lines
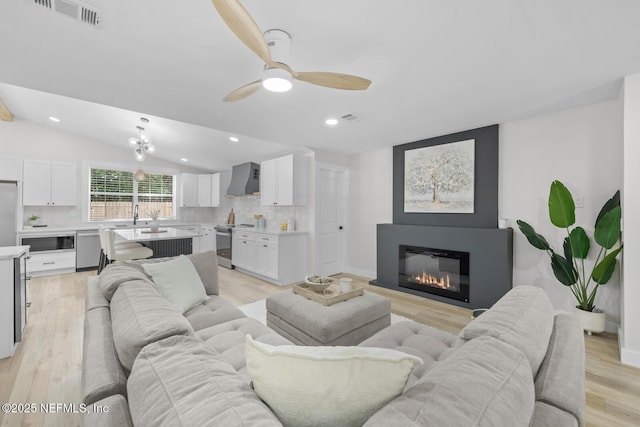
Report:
82,251,585,426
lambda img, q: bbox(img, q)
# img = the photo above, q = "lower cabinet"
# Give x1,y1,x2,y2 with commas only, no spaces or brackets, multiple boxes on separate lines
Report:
27,251,76,277
199,225,216,253
232,230,306,285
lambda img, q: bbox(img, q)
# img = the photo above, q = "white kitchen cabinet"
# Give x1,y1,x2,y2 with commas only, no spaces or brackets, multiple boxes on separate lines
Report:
182,173,227,208
232,229,307,285
260,154,308,206
197,174,212,206
254,234,278,279
0,157,21,181
199,225,216,253
27,251,76,277
23,160,77,206
232,230,255,270
181,174,198,207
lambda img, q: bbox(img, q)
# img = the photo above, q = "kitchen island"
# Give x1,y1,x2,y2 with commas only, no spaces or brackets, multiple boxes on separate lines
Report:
114,227,202,258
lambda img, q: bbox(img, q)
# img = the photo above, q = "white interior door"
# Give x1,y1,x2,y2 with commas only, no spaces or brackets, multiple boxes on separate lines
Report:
317,167,346,277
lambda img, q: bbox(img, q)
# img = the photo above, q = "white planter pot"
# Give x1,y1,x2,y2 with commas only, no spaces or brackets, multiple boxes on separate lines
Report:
574,307,606,335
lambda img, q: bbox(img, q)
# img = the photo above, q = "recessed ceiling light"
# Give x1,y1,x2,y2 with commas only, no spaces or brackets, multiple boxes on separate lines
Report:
325,118,338,126
49,117,60,122
181,158,188,162
229,136,239,142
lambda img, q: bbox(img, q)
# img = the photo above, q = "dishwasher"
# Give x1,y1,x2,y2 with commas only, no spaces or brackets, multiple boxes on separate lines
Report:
76,229,101,271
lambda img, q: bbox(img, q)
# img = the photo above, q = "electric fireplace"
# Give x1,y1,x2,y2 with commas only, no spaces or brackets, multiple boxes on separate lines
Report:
399,245,470,303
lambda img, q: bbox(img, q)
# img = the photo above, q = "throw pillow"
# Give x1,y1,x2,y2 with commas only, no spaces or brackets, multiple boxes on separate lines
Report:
245,335,423,427
141,255,207,313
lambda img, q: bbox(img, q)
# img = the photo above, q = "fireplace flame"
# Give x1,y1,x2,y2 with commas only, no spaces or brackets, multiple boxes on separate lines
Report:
411,272,451,289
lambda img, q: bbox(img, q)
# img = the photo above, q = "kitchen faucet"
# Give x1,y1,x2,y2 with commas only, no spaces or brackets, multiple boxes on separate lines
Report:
133,204,138,225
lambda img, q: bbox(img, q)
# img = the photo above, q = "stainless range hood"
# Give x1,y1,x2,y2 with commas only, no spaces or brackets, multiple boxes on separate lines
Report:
227,162,260,196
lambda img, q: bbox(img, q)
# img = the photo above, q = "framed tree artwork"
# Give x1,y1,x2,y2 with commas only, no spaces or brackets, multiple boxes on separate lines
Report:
393,125,498,228
404,139,475,213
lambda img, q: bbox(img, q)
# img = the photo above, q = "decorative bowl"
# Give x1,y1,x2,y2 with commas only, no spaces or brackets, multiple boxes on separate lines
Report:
304,275,334,292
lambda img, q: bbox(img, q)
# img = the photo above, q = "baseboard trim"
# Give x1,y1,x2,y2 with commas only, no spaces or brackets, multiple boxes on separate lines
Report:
619,327,640,368
343,267,375,280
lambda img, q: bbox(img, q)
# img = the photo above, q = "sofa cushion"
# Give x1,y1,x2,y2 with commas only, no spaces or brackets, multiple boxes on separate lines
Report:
531,401,579,427
184,296,246,332
364,336,535,426
359,320,462,387
187,250,219,296
122,250,219,296
86,275,109,311
141,255,207,313
534,313,585,425
246,335,423,427
459,285,554,375
99,263,154,301
127,335,283,427
110,279,195,371
201,317,292,379
81,307,128,405
83,394,133,427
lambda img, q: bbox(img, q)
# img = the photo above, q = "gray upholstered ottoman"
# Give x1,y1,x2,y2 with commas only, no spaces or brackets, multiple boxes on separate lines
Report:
266,290,391,346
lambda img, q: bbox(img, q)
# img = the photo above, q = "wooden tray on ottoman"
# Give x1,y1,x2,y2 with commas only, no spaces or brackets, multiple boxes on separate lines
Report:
293,284,364,306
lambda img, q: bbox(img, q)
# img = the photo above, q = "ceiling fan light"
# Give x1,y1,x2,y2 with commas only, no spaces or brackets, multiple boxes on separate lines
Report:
146,144,155,153
128,137,139,146
141,134,151,143
262,67,292,92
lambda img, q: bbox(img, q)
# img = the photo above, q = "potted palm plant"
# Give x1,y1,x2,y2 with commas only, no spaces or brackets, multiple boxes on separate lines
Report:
517,180,622,335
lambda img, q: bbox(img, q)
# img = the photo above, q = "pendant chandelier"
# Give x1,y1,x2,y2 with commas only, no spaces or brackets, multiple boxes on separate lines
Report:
128,118,155,162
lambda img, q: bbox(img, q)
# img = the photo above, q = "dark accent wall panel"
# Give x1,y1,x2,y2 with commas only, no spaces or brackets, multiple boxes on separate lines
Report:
144,239,193,258
372,224,512,309
393,124,499,228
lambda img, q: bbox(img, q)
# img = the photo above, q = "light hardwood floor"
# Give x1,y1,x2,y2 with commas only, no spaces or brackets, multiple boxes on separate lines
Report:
1,268,639,426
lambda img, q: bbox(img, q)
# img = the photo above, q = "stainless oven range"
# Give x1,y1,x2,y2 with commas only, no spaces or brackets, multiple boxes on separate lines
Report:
213,224,255,269
214,225,234,269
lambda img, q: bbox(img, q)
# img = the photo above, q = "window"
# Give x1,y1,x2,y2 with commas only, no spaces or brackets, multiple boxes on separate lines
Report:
89,168,176,221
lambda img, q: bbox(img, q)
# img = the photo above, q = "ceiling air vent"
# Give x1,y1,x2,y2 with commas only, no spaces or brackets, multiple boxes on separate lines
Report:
341,113,360,123
27,0,104,28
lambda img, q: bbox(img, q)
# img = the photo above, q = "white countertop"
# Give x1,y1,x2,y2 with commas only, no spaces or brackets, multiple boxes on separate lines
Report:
231,228,307,236
0,246,29,259
18,222,211,235
114,227,202,242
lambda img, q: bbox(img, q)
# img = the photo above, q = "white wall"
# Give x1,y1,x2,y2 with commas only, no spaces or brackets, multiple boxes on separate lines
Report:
0,118,217,226
346,100,623,329
346,147,393,278
621,74,640,367
501,100,623,330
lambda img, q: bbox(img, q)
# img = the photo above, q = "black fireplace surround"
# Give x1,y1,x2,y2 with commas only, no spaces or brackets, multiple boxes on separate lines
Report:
372,224,512,309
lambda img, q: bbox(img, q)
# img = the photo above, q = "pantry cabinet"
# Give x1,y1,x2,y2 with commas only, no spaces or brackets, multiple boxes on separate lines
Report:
260,154,307,206
23,160,77,206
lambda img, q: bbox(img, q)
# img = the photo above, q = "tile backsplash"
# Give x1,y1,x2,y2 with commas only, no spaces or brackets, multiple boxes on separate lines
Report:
21,196,308,230
213,195,308,231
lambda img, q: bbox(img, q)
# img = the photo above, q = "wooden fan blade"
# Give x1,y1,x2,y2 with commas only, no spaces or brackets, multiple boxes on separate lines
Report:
211,0,274,66
223,80,262,102
291,70,371,91
0,96,12,121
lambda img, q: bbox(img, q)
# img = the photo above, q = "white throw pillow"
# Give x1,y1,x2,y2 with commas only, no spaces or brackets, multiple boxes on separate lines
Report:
245,335,423,427
141,255,207,314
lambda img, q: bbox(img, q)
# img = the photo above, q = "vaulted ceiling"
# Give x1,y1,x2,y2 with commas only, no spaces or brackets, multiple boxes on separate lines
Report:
1,0,639,171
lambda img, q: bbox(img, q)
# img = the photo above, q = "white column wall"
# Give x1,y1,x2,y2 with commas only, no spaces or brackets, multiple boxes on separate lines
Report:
621,74,640,367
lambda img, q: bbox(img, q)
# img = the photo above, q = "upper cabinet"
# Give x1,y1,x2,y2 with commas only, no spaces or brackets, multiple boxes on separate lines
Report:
181,174,198,207
23,160,77,206
181,172,228,207
260,154,308,206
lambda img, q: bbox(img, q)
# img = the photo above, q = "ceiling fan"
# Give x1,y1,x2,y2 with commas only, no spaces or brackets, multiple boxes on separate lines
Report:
211,0,372,102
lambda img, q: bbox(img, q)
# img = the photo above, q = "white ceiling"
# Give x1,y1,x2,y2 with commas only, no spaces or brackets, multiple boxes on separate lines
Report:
1,0,639,171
